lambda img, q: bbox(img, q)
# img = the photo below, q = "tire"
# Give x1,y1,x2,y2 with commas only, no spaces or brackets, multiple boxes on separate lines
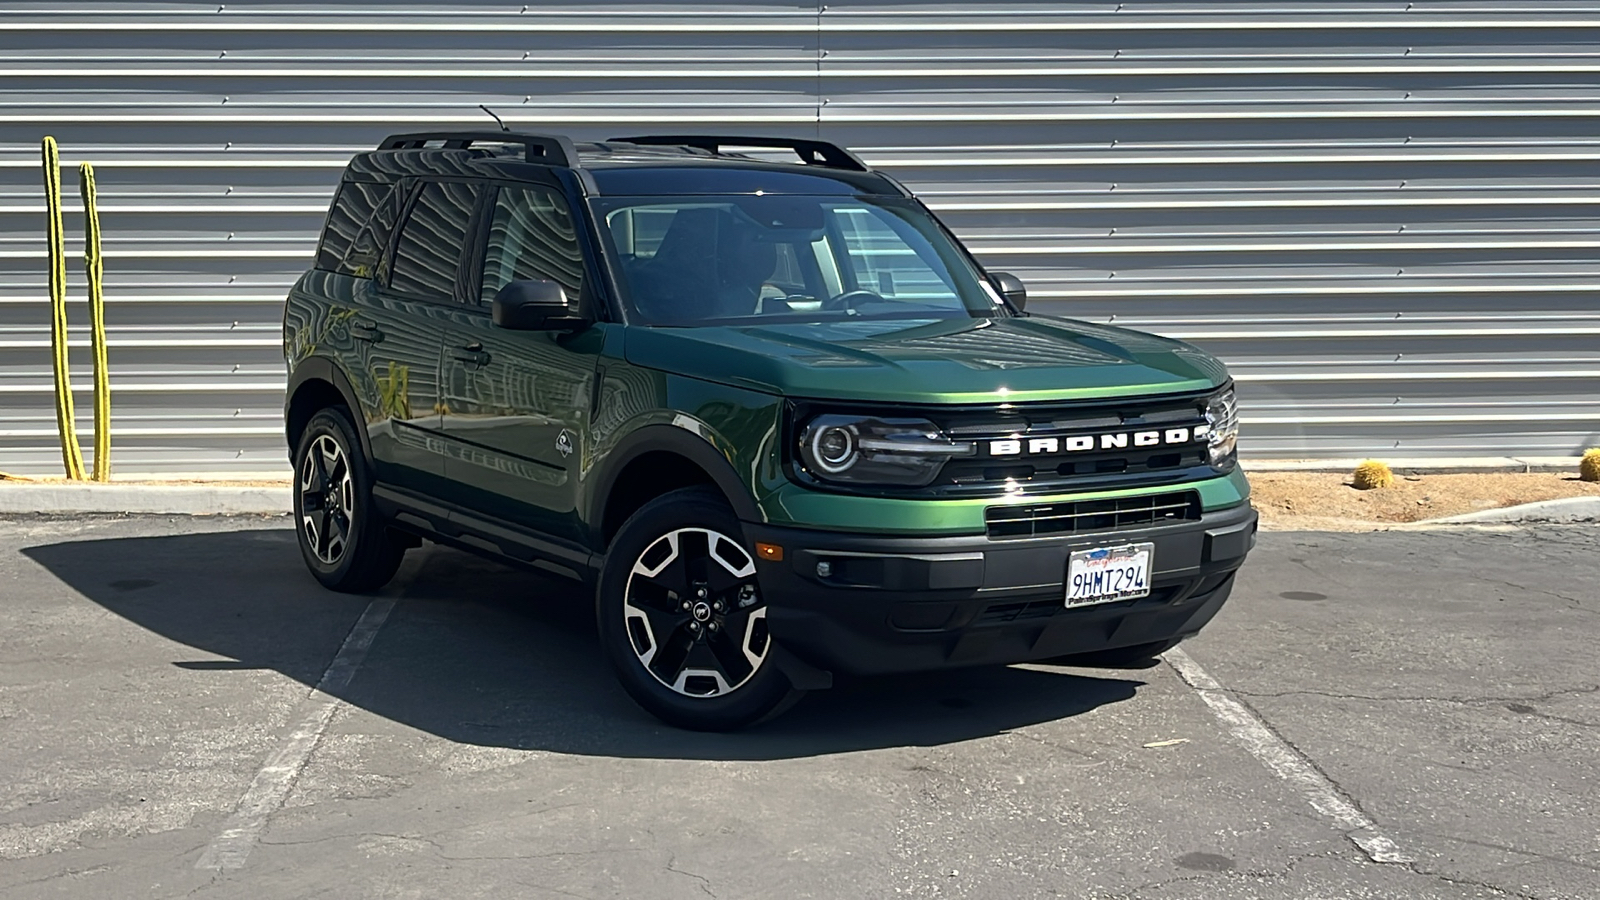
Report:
597,487,799,731
292,407,406,593
1048,638,1183,669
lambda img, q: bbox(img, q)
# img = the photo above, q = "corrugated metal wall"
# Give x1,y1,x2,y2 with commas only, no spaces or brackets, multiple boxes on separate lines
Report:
3,1,1597,476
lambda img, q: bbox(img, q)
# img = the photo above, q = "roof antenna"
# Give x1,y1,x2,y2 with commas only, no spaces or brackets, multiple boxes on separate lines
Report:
479,104,509,132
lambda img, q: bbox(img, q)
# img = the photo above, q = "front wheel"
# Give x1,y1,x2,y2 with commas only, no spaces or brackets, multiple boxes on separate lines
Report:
293,407,406,593
597,487,799,730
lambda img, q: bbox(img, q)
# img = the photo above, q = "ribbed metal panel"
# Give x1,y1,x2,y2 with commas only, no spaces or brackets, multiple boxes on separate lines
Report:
2,1,1596,475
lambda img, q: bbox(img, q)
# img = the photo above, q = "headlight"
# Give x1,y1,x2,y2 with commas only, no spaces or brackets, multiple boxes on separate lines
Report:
797,414,975,487
1205,388,1239,471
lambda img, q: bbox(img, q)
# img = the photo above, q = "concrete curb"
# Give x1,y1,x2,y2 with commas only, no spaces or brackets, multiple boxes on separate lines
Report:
1424,496,1600,525
0,483,291,516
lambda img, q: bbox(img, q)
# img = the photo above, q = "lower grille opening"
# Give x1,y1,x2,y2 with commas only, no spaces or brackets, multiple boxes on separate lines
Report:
976,586,1182,625
985,490,1201,540
976,599,1062,625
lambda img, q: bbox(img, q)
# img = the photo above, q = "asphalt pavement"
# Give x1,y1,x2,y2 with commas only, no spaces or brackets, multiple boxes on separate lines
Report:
0,515,1594,899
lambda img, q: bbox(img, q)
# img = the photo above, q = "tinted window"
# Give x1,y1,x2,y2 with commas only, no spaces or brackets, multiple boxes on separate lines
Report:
480,185,585,303
389,181,481,299
315,180,393,276
345,185,401,280
834,206,962,304
593,195,1001,326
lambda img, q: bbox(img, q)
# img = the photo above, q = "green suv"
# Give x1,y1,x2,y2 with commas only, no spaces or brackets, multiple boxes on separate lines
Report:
284,131,1256,730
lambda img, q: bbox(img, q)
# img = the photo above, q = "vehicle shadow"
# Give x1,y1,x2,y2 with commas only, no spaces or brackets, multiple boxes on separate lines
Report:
22,525,1145,761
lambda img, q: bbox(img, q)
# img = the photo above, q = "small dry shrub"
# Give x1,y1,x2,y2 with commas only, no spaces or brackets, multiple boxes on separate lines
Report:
1351,460,1395,490
1580,448,1600,483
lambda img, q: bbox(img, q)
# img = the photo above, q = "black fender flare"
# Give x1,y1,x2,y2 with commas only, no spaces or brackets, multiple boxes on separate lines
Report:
285,355,374,465
587,423,764,531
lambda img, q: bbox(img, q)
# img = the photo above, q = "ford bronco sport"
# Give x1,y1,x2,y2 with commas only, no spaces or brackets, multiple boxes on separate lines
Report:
283,132,1256,730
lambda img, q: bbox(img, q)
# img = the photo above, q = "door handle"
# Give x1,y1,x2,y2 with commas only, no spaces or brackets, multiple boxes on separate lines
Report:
350,321,385,343
451,342,491,367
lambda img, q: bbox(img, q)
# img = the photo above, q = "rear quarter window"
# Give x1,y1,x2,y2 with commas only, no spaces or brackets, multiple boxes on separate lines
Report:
315,180,396,278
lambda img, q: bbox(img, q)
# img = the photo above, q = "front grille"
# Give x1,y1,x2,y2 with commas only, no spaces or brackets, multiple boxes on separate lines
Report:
930,391,1214,496
789,389,1224,500
985,490,1201,540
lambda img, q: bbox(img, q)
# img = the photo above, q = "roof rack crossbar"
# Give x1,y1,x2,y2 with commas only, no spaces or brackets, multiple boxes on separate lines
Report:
377,131,577,167
609,135,869,172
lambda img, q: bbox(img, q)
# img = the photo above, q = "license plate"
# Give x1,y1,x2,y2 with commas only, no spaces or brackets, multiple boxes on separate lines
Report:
1066,543,1154,607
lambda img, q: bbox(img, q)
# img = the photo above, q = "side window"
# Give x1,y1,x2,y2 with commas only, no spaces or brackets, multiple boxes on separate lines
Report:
344,184,401,279
389,180,481,299
480,184,584,303
315,180,394,276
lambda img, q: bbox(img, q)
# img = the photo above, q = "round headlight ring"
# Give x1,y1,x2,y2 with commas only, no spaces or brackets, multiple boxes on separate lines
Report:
809,424,858,474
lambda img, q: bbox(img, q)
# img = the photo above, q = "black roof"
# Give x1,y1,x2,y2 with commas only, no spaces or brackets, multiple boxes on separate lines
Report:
347,132,907,198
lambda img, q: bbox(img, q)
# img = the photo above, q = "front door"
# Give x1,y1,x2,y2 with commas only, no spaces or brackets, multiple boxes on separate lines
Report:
440,181,602,543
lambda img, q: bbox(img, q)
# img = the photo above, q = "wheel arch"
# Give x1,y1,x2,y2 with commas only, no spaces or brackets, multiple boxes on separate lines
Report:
286,356,373,465
592,424,763,546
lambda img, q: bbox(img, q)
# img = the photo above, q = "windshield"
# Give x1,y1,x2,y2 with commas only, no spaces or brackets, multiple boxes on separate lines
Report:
590,194,1006,326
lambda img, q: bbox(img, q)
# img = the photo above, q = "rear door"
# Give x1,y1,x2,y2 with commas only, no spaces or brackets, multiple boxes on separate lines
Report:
439,179,602,543
358,178,484,494
313,178,449,495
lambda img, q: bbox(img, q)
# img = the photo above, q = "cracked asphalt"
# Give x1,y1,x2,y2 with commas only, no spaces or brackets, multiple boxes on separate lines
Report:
0,516,1595,899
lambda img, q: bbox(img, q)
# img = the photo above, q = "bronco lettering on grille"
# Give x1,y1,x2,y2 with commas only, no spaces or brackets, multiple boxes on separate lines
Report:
987,424,1209,458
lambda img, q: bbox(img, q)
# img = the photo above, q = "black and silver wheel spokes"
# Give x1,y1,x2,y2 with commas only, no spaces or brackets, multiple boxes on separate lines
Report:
299,434,355,565
623,527,770,697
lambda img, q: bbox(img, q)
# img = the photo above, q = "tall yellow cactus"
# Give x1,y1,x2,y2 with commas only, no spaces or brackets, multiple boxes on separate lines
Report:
80,162,111,481
42,137,85,480
376,362,412,421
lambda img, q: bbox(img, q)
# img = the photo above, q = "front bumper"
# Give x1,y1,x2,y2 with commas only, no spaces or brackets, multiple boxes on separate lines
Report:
744,503,1257,677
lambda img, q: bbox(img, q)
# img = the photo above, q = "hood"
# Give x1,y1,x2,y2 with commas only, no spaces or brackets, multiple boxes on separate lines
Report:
623,316,1228,404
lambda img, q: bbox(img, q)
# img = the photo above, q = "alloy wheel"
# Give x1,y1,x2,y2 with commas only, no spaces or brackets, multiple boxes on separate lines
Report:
299,434,355,565
623,527,771,697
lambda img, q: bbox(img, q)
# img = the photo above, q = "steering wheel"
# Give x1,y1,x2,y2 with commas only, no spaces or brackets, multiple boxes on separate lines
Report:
823,289,887,313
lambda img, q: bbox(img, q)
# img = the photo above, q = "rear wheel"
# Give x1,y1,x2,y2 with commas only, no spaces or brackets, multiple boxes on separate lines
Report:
597,487,799,730
293,407,406,593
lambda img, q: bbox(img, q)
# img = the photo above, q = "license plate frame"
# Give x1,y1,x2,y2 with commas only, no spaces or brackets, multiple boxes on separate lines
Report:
1066,542,1155,608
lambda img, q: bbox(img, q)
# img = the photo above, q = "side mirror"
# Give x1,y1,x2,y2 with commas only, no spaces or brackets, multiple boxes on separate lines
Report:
491,279,582,331
990,272,1027,312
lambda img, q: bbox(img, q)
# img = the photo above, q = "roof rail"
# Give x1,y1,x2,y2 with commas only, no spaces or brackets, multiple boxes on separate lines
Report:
610,135,869,172
377,131,577,168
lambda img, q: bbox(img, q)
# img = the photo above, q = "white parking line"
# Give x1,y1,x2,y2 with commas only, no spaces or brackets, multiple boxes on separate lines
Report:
1164,646,1415,865
196,597,396,871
